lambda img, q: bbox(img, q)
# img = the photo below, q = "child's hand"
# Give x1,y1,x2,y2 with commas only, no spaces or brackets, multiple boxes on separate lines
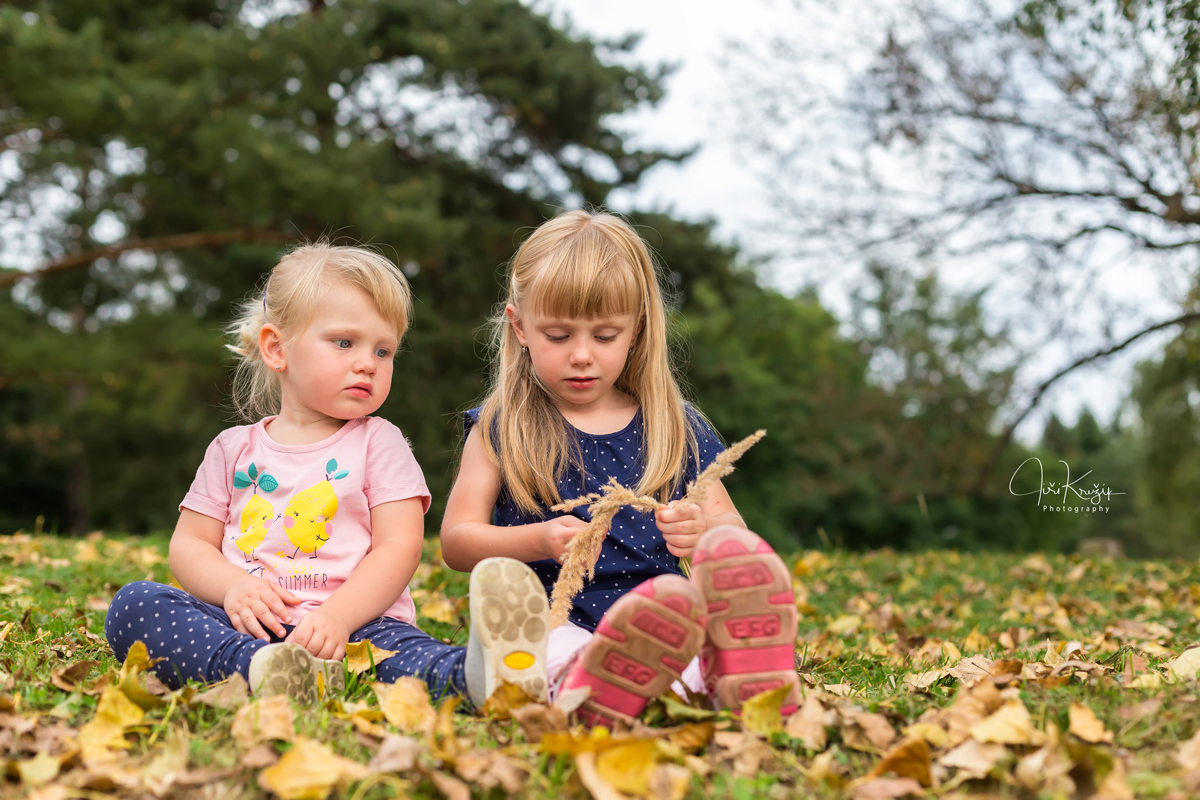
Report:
541,515,604,566
286,607,351,661
224,576,301,641
656,501,706,559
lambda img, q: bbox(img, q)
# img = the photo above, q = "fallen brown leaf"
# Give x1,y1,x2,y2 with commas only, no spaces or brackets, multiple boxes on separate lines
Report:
868,737,932,787
842,710,897,752
231,696,295,749
240,744,280,769
850,777,924,799
367,735,421,773
49,661,98,693
785,694,828,751
455,749,525,794
938,739,1007,780
429,770,471,800
1177,728,1200,771
190,674,249,710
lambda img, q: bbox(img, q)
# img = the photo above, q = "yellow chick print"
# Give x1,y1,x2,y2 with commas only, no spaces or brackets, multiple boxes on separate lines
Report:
231,462,279,567
281,458,348,560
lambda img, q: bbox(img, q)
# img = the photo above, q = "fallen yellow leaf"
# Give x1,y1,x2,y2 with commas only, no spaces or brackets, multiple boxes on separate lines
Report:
256,736,367,800
741,684,792,736
970,699,1045,746
117,641,166,710
373,678,434,734
1067,702,1113,744
78,685,145,761
479,680,536,720
1167,646,1200,682
18,752,63,787
344,640,398,676
596,739,660,797
417,591,458,624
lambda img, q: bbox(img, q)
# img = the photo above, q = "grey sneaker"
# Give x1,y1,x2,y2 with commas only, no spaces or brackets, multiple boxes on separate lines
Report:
248,643,345,704
465,557,550,706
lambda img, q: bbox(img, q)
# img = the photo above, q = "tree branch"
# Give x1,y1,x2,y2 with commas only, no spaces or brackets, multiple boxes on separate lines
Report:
973,310,1200,494
0,229,296,288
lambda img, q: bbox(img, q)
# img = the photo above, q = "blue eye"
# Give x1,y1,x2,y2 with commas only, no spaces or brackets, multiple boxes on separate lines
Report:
375,348,391,358
334,339,351,348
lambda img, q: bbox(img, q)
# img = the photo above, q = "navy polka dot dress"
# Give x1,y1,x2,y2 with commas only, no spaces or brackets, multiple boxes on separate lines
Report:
465,405,724,631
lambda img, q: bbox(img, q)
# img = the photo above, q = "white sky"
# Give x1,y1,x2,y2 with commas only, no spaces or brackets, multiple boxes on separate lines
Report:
540,0,1173,439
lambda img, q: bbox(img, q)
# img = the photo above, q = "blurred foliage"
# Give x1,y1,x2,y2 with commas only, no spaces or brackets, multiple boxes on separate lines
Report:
0,0,1145,554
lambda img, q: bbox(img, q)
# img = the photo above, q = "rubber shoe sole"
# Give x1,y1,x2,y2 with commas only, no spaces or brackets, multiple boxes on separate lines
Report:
466,557,550,705
560,574,706,728
248,643,319,704
691,525,800,715
247,642,346,704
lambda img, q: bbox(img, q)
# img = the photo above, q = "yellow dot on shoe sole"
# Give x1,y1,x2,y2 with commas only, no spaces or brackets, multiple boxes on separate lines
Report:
504,651,535,670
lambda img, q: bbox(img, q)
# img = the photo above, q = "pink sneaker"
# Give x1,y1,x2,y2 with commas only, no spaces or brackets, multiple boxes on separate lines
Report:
691,525,800,715
559,575,707,728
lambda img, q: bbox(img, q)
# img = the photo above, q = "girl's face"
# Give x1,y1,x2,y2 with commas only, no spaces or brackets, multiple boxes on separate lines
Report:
507,304,641,410
264,284,398,422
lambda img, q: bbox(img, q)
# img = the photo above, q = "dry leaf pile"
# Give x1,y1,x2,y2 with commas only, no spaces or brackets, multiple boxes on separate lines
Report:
7,531,1200,798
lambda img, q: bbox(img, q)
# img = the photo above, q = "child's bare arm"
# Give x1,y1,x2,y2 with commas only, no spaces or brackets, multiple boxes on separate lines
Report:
441,426,579,571
168,509,300,639
287,496,424,660
656,479,745,558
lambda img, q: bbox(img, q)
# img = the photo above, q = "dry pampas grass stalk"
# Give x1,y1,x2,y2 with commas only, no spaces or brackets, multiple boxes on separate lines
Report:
548,429,766,627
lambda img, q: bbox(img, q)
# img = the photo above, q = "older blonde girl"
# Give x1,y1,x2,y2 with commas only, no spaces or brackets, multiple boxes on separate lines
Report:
442,211,799,726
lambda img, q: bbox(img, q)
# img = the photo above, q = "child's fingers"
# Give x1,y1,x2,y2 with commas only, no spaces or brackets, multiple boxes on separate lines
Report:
263,592,294,625
240,608,270,642
305,629,328,658
252,599,286,638
330,642,346,663
286,622,311,650
271,584,302,606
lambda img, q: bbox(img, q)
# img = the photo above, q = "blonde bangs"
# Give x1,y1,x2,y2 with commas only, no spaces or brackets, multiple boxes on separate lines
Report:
524,232,642,321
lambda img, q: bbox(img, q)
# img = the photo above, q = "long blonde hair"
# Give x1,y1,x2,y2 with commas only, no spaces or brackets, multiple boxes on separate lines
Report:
226,243,413,422
478,210,699,513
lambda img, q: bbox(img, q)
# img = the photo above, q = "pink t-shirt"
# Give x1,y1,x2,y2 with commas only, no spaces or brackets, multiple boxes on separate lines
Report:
181,415,430,625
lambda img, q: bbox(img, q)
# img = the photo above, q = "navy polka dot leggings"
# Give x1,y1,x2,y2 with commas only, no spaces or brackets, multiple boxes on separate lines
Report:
105,582,468,700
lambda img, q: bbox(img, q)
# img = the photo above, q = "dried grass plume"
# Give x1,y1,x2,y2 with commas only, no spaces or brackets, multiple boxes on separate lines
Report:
548,429,766,627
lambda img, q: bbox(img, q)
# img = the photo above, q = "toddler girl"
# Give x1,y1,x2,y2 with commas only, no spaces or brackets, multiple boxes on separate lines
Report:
105,244,549,706
441,211,799,726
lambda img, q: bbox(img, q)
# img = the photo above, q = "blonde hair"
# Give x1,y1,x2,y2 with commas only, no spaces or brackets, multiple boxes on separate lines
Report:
477,209,700,514
226,243,413,422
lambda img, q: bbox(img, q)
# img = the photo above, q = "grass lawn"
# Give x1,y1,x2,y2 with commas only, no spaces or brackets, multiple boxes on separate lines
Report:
1,531,1199,799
